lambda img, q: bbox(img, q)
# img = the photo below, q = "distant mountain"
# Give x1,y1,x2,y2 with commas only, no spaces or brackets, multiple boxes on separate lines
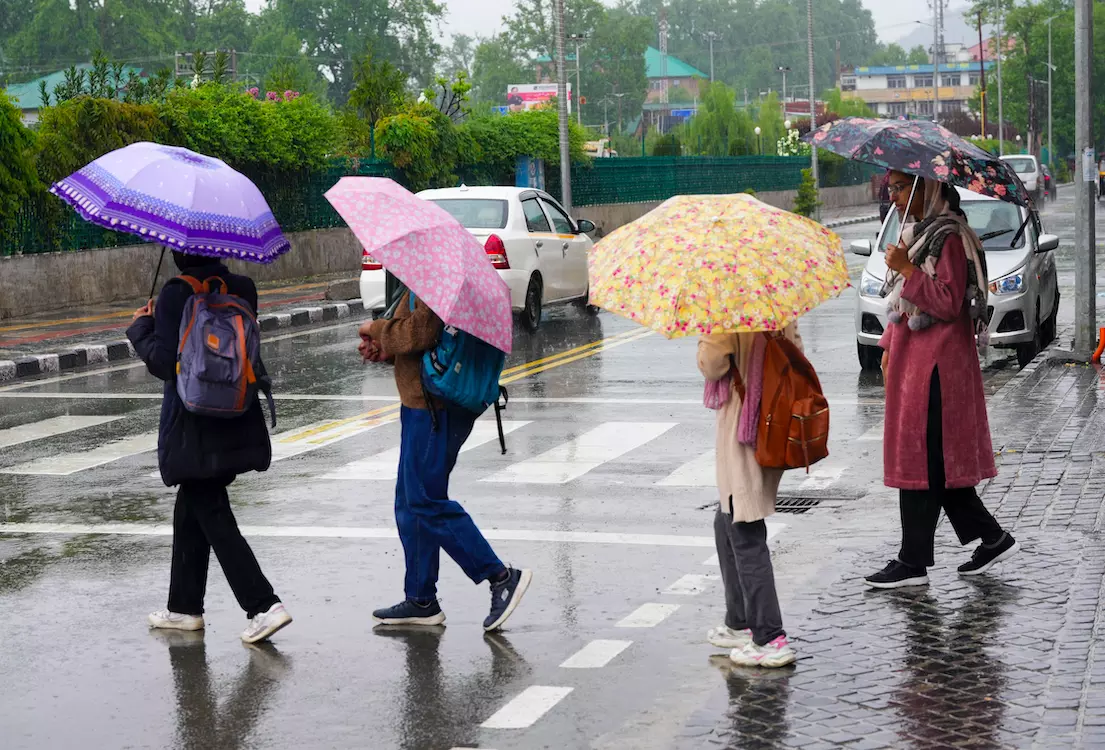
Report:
893,4,995,51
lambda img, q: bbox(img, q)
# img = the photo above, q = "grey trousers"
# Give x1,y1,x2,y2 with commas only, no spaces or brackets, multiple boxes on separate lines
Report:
714,510,785,646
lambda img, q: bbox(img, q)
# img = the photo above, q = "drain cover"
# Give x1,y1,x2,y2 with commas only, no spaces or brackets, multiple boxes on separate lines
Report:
774,497,822,514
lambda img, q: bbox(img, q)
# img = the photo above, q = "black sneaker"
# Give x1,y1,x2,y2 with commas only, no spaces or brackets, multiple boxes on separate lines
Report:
864,560,929,589
958,533,1019,576
372,599,446,626
483,568,533,632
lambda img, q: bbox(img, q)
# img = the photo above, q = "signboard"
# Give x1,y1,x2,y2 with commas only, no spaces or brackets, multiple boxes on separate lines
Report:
670,109,696,118
516,156,546,190
1083,147,1096,182
505,83,572,113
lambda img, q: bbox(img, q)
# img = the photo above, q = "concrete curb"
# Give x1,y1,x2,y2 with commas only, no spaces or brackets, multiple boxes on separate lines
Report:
823,214,879,229
0,299,367,384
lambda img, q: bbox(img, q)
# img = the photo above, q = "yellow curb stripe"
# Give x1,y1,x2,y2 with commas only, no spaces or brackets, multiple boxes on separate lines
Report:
499,330,653,385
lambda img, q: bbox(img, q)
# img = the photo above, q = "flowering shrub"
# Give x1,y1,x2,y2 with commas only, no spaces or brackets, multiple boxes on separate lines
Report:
776,128,810,157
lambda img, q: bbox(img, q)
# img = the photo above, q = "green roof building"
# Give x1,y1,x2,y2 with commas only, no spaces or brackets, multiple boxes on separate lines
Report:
4,64,147,124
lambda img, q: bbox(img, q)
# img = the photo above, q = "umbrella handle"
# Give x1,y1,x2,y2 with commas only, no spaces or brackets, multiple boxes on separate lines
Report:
149,246,167,302
895,175,920,247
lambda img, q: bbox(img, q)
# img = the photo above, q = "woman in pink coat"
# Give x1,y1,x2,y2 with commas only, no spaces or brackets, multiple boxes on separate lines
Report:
865,171,1018,589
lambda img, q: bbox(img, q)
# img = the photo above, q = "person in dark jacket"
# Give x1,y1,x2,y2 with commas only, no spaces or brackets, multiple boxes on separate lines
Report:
127,251,292,644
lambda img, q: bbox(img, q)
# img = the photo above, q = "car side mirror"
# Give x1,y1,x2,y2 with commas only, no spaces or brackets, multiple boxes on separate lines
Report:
576,219,596,234
849,239,873,256
1037,233,1059,252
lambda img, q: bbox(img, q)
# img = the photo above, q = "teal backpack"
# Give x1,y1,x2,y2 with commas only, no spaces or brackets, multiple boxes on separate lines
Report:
401,292,510,452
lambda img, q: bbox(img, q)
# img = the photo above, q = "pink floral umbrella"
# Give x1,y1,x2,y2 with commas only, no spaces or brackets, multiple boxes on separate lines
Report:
325,177,513,353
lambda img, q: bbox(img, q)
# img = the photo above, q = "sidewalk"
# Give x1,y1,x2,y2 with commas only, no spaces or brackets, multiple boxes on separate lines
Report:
0,272,366,382
821,202,881,230
673,342,1105,749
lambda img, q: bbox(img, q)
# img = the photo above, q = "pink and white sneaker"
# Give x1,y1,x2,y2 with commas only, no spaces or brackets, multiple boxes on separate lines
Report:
707,625,752,650
729,635,797,668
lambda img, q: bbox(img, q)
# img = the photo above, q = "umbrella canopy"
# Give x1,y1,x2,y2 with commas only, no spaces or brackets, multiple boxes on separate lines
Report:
325,177,513,354
50,142,291,263
803,117,1031,207
588,193,849,338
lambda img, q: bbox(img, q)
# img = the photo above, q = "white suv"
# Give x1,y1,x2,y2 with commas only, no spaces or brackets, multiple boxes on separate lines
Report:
1001,154,1042,204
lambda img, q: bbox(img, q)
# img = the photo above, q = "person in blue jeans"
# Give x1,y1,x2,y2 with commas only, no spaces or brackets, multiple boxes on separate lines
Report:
359,290,532,630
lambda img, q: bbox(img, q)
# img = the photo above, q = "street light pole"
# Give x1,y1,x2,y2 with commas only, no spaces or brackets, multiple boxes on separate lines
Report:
705,32,719,82
932,1,940,122
1047,15,1057,168
996,0,1004,154
777,66,790,105
1074,0,1095,354
554,0,572,214
807,0,819,207
568,34,586,127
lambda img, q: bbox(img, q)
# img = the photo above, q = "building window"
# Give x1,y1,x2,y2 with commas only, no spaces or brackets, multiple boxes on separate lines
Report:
939,100,962,113
941,74,960,87
913,75,934,88
968,73,981,86
916,100,933,115
887,75,907,89
889,102,907,116
672,79,681,87
650,80,662,90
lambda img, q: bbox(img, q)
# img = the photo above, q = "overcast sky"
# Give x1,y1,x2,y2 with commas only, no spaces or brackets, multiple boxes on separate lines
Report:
431,0,964,43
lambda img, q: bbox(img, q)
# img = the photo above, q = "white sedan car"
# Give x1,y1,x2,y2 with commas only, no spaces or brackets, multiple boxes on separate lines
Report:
360,185,597,331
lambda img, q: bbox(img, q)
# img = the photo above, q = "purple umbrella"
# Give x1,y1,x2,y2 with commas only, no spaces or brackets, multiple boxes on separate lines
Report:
51,142,291,295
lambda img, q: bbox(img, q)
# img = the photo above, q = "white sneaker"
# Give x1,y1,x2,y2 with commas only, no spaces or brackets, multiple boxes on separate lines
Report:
707,625,753,650
148,610,204,631
241,603,292,644
730,635,797,668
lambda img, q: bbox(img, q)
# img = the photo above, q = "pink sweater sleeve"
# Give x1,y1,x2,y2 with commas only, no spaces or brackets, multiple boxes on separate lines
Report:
900,233,968,322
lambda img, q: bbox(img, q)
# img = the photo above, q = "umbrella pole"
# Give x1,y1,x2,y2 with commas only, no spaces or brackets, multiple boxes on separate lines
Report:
149,246,167,302
896,175,920,246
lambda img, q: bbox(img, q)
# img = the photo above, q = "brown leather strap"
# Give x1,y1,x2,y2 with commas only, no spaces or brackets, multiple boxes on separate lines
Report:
730,353,746,401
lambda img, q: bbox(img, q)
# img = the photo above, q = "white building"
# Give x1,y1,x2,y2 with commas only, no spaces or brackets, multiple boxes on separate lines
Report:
843,61,994,118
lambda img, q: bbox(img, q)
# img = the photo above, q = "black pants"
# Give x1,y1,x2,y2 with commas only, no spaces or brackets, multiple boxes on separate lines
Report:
898,370,1004,569
167,478,279,619
714,511,785,646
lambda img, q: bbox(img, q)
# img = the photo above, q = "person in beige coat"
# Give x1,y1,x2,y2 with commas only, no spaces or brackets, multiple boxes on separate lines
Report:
697,324,801,669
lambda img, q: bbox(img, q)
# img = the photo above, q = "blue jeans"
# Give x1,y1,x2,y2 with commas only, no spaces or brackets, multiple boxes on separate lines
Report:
396,406,505,601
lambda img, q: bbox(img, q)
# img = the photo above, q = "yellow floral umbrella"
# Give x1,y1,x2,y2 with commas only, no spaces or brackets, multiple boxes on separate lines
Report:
588,193,849,338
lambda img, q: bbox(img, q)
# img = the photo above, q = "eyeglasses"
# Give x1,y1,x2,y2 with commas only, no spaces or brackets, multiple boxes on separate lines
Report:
887,183,912,196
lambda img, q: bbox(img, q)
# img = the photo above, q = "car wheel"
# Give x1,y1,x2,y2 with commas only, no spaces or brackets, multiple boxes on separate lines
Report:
521,276,543,333
575,290,601,316
857,343,882,371
1017,309,1043,369
1043,292,1060,344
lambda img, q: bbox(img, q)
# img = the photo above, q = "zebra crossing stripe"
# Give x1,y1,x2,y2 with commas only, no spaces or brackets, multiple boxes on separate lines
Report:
270,408,400,462
0,415,123,450
0,432,157,476
657,449,716,487
481,421,677,485
321,420,531,481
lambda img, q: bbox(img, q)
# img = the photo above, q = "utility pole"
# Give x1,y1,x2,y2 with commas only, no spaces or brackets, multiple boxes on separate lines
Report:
1047,15,1057,168
778,66,791,105
807,0,818,215
1074,0,1095,354
996,0,1004,154
554,0,571,214
977,10,987,137
931,0,942,122
705,32,719,82
569,34,586,126
659,12,669,104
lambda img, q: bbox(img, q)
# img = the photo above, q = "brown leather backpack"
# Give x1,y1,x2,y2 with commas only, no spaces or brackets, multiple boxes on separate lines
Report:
755,334,829,471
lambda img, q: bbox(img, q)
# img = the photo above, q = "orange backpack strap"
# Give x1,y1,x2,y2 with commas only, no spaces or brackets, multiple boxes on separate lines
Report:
203,276,228,295
176,275,204,295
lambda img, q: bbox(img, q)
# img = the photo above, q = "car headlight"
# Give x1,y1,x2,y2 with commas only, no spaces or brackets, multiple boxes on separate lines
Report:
989,271,1025,296
860,272,885,298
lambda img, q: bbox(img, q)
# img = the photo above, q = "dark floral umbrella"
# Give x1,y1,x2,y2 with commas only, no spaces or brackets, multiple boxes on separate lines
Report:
803,117,1031,207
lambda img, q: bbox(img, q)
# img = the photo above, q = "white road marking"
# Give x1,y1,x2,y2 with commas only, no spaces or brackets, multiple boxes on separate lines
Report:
857,422,885,441
702,553,720,566
0,432,157,475
322,420,530,481
657,450,715,487
482,421,677,485
0,415,122,450
481,686,574,729
0,523,719,548
616,603,681,628
270,413,399,461
795,465,846,491
665,573,720,595
559,640,633,669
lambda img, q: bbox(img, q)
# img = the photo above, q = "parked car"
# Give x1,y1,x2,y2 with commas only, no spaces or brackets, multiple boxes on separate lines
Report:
851,187,1060,371
1000,154,1043,204
359,186,598,328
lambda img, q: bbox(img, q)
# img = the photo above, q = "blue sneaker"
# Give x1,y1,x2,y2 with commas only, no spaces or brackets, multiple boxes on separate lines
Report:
483,568,533,632
373,599,446,626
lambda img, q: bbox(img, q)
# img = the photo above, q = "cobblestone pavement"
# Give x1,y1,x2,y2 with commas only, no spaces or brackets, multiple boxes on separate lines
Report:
675,352,1105,750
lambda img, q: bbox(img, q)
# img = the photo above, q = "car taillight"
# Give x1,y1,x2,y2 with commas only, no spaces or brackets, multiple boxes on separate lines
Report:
485,234,509,269
362,249,382,271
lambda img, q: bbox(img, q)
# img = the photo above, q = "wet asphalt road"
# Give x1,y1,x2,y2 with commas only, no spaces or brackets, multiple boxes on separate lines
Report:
0,193,1084,749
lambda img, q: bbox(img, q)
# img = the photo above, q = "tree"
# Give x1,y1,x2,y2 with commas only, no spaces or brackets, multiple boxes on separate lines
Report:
865,43,908,67
793,168,820,217
346,52,410,157
422,71,472,123
683,81,755,156
471,34,529,105
441,34,476,78
906,45,930,65
822,88,871,118
504,0,606,62
581,9,650,127
0,92,39,246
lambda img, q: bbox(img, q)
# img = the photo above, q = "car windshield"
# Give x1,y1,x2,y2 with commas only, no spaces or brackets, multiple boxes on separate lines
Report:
1003,157,1036,174
427,199,509,229
879,201,1026,252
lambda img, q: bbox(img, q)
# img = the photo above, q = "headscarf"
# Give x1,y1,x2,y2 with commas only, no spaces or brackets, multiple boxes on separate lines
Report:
884,178,989,346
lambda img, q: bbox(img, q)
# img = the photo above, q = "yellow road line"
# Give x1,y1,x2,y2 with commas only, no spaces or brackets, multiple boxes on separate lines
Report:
499,329,641,376
280,328,653,444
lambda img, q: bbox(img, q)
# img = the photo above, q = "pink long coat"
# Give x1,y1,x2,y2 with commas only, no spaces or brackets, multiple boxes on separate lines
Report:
878,233,997,490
